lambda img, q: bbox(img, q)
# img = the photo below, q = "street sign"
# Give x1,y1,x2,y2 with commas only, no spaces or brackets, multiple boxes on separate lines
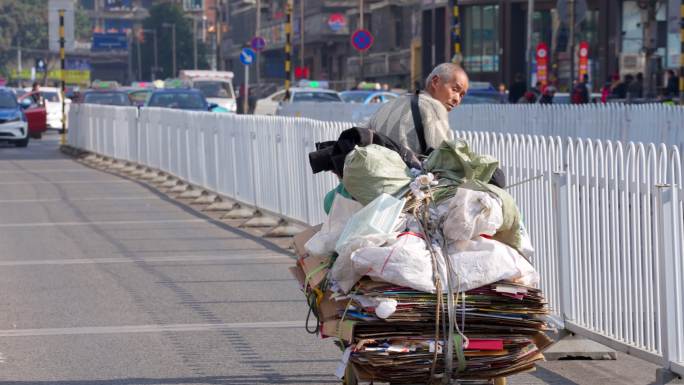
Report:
35,58,47,73
327,13,346,32
92,33,128,51
240,48,256,65
351,29,374,52
578,41,589,80
251,36,266,52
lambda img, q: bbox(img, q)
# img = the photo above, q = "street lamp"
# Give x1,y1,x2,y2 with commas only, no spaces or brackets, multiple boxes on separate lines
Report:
142,29,159,80
162,22,177,77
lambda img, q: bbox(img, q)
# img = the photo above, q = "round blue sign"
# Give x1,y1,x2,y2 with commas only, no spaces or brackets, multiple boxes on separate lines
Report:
240,48,256,65
351,29,374,52
251,36,266,52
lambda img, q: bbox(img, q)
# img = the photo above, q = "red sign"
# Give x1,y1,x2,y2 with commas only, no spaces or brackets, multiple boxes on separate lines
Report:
295,66,310,79
351,29,374,52
578,41,589,80
536,43,549,87
327,13,346,32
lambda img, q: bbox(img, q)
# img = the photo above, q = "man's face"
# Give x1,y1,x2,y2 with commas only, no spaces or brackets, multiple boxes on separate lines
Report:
430,71,469,111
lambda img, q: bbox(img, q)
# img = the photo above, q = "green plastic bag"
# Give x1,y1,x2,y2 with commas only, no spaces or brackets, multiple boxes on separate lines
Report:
424,139,499,183
342,144,412,206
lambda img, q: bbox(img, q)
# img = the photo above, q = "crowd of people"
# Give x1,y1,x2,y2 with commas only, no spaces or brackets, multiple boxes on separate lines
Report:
499,70,680,105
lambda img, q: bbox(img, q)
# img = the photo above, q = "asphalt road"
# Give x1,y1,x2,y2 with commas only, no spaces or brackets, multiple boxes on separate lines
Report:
0,132,663,385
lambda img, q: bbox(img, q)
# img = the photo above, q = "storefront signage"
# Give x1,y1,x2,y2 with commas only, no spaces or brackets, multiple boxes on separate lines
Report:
536,43,549,86
578,41,589,80
328,13,346,32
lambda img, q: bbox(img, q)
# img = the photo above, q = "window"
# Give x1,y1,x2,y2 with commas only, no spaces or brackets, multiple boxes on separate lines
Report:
463,5,500,73
292,92,342,102
0,92,17,108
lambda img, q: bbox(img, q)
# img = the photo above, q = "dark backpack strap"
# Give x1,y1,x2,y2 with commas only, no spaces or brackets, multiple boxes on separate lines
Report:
410,91,428,155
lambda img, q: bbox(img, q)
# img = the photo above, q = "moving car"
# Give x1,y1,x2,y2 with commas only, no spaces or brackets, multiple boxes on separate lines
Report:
146,88,222,112
0,88,29,147
179,70,237,113
340,90,399,104
17,91,48,139
81,89,132,106
253,87,343,115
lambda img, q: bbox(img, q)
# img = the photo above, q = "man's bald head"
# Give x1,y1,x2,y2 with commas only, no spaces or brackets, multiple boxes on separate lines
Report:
425,63,469,111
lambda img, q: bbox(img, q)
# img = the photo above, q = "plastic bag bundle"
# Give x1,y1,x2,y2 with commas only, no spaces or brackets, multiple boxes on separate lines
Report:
442,188,503,242
342,144,412,205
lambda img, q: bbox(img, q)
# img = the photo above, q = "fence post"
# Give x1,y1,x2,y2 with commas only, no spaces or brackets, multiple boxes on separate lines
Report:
553,170,573,326
656,182,681,378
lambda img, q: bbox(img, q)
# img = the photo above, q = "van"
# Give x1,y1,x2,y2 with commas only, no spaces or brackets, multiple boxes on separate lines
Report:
178,70,237,113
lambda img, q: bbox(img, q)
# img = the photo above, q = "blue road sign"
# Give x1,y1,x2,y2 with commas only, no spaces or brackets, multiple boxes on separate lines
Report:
240,48,256,65
92,33,128,51
251,36,266,52
351,29,374,52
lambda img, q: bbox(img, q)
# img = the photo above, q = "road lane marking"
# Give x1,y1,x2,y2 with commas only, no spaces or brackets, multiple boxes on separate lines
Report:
0,254,291,266
0,321,304,337
0,219,207,228
0,196,159,203
0,180,130,185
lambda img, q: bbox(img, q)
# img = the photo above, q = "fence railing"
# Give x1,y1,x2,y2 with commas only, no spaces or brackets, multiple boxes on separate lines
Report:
68,104,684,377
276,102,684,149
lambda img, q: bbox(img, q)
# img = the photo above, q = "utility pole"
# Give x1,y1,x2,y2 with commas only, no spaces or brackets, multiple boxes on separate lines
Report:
526,0,534,86
359,0,364,81
451,0,461,64
641,0,658,98
163,23,177,77
256,0,261,85
285,0,293,96
59,9,66,145
193,17,198,69
431,0,436,68
217,1,224,71
17,37,22,73
136,30,142,80
568,0,575,92
300,0,304,70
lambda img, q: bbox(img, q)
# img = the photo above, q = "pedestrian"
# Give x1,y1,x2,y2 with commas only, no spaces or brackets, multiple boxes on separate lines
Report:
601,76,613,103
508,73,527,104
571,74,590,104
497,83,507,104
30,82,43,106
665,69,679,98
531,81,543,100
612,74,631,99
364,62,468,155
518,91,537,104
628,72,643,99
539,86,555,104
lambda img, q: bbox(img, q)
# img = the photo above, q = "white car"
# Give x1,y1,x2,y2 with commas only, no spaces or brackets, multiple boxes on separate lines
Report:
23,87,71,129
0,88,29,147
253,87,343,115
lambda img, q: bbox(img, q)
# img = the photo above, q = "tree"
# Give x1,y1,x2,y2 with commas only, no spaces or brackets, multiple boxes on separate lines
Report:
139,3,209,80
0,0,92,79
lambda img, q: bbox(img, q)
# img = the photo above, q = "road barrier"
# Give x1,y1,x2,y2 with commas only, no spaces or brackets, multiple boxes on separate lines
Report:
68,104,684,377
278,102,684,149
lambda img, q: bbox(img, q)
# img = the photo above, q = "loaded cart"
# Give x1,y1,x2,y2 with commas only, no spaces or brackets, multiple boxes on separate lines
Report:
291,133,554,385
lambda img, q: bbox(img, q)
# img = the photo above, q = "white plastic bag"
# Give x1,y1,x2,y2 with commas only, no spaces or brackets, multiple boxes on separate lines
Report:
443,188,503,242
351,233,438,293
331,194,405,293
304,194,363,258
447,237,537,292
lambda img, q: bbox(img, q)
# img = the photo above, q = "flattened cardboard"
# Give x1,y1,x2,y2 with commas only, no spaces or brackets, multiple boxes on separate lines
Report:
318,291,348,321
299,254,331,289
321,319,356,342
293,224,322,258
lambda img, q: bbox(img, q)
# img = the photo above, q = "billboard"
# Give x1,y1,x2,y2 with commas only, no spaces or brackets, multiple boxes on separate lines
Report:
92,33,128,51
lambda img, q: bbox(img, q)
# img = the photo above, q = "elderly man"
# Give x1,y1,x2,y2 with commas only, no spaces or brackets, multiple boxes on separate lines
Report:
364,63,469,155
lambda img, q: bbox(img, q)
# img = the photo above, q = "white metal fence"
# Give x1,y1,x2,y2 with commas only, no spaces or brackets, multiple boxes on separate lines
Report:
278,102,684,149
68,104,684,377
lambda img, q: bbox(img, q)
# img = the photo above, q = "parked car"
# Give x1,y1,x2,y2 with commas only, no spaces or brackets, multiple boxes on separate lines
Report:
17,91,48,139
23,86,70,129
340,90,399,104
146,88,224,112
253,87,343,115
0,88,29,147
461,81,502,104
